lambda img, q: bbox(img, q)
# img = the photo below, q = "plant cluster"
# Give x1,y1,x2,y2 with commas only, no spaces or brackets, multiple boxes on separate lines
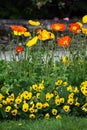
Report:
0,80,87,120
0,15,87,119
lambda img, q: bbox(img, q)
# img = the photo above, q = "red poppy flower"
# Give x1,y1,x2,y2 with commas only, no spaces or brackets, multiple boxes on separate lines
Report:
10,25,27,32
16,46,23,53
51,23,66,31
57,36,71,47
69,23,81,34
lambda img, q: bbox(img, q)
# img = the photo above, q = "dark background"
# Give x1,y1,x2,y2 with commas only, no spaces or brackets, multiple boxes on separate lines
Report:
0,0,87,19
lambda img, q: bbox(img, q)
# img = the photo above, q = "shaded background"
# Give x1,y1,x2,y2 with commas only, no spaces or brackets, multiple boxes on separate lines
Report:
0,0,87,19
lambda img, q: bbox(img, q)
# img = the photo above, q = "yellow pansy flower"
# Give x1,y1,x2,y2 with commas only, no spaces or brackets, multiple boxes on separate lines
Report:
2,100,8,105
68,93,74,99
82,103,87,112
0,103,2,108
73,87,79,93
42,102,49,108
63,81,68,86
44,113,50,119
45,93,52,101
0,93,4,100
55,98,60,106
67,98,74,105
52,108,58,115
11,109,18,116
36,102,42,109
60,98,65,103
56,115,62,119
55,80,63,86
29,114,36,119
5,106,11,112
67,85,73,92
39,83,44,90
63,105,70,112
29,107,35,113
22,103,29,112
36,93,40,99
75,102,80,107
15,97,22,104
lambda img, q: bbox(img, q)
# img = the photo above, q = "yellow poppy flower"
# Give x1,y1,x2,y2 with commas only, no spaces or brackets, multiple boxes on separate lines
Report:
62,56,70,66
26,36,38,47
82,28,87,35
38,29,55,41
82,15,87,23
28,20,40,26
13,31,23,36
24,31,31,37
76,22,83,28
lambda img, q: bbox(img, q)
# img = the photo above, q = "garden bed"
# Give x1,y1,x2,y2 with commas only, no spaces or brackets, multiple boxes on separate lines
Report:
0,16,87,120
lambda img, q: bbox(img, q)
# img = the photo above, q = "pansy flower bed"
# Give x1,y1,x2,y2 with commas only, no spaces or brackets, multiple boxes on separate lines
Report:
0,15,87,120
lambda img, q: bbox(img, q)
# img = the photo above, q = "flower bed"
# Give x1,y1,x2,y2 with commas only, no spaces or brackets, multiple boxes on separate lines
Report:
0,15,87,120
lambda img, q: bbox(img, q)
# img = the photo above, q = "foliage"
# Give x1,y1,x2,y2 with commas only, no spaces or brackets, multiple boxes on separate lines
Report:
0,15,87,119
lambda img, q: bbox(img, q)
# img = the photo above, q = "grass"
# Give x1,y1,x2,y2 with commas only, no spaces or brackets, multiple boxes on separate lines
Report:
0,116,87,130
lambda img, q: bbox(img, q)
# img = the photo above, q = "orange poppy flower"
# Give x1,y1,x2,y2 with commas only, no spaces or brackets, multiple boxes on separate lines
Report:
36,28,42,34
69,23,81,34
51,23,66,31
16,46,23,53
57,36,71,47
10,25,27,32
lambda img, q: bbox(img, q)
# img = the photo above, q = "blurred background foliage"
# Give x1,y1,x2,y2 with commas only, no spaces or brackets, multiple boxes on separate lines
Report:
0,0,87,19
